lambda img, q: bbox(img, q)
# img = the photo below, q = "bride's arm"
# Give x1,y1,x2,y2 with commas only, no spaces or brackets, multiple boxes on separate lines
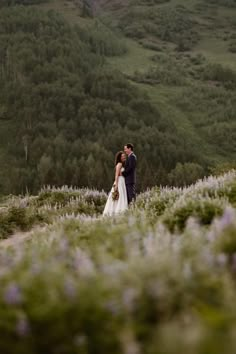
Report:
114,163,122,189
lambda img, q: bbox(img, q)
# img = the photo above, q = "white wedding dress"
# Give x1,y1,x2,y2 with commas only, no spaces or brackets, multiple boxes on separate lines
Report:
103,168,128,216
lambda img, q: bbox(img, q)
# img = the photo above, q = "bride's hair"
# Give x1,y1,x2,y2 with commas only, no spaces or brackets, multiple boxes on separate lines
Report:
115,151,124,166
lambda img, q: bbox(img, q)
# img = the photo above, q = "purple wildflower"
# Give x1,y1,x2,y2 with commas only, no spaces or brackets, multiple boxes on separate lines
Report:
4,283,22,305
74,248,94,276
64,278,76,299
216,253,228,268
218,207,235,230
122,288,138,312
16,316,30,337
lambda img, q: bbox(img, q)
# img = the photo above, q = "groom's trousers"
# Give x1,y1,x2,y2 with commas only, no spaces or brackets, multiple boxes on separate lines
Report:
126,184,136,205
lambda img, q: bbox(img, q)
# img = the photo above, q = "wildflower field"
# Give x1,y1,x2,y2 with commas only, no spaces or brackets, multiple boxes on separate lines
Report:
1,171,236,354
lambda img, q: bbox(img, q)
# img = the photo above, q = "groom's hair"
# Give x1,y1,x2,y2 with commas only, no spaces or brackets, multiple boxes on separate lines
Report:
126,143,134,151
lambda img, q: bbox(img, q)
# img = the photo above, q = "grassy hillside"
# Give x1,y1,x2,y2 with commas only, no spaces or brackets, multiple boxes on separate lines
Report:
0,0,235,196
98,0,236,160
0,171,236,353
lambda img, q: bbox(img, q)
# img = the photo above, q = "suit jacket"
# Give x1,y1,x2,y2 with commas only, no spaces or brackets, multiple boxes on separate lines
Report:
122,153,137,185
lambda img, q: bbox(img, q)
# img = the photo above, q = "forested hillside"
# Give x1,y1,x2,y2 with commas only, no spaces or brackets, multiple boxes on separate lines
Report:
0,0,235,195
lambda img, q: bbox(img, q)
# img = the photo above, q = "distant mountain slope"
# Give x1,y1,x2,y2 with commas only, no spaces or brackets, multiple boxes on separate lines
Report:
96,0,236,161
0,4,194,194
0,0,235,195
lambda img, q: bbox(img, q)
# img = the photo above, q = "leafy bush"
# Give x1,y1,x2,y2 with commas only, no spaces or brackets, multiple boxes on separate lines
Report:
162,197,225,231
118,5,200,49
0,206,46,239
37,187,107,213
77,22,127,56
168,162,205,187
202,63,236,89
132,65,186,86
0,187,107,239
229,40,236,53
205,0,236,7
135,186,181,223
136,171,236,224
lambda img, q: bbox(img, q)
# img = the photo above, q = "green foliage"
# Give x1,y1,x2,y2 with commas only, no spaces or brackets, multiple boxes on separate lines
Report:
0,206,46,239
133,0,170,4
216,226,236,256
1,172,236,353
202,63,236,89
77,22,127,56
0,6,181,194
132,65,186,85
117,4,199,50
204,0,236,7
162,197,225,231
168,162,205,187
0,0,48,6
136,170,236,225
175,83,236,157
0,0,235,197
209,163,236,176
0,187,107,239
36,187,107,213
99,0,236,185
228,182,236,205
135,187,181,223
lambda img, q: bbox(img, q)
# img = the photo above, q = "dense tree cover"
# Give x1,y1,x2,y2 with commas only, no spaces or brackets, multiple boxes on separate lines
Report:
0,0,48,6
108,3,200,51
0,0,235,195
78,21,127,56
0,5,205,195
131,50,236,159
205,0,236,7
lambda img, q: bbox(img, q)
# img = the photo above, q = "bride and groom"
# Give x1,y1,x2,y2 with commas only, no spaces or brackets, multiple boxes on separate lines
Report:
103,143,137,216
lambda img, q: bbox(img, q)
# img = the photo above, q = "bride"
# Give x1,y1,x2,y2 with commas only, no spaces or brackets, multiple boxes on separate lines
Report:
103,151,128,216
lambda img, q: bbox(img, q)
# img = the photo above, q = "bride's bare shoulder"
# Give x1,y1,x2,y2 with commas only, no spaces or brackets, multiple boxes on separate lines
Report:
116,162,122,168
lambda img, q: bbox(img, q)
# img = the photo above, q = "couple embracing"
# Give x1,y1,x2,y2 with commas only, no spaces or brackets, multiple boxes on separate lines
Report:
103,143,137,216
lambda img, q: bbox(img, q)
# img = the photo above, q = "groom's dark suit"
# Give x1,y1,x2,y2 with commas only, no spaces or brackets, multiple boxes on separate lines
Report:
122,152,137,204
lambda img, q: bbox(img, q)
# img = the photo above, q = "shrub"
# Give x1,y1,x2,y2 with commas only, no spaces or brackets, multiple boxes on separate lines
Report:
168,162,205,187
0,206,47,239
162,197,226,231
202,63,236,89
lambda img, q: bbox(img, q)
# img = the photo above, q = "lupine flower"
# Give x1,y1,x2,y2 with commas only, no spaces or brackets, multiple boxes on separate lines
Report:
122,288,138,312
183,262,192,279
74,248,94,276
104,299,120,315
4,283,22,305
218,207,235,230
64,278,76,299
74,335,87,347
16,316,30,336
202,250,214,267
216,253,228,267
30,262,42,275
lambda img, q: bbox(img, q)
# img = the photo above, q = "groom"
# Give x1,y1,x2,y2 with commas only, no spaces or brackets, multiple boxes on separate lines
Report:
122,143,137,204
